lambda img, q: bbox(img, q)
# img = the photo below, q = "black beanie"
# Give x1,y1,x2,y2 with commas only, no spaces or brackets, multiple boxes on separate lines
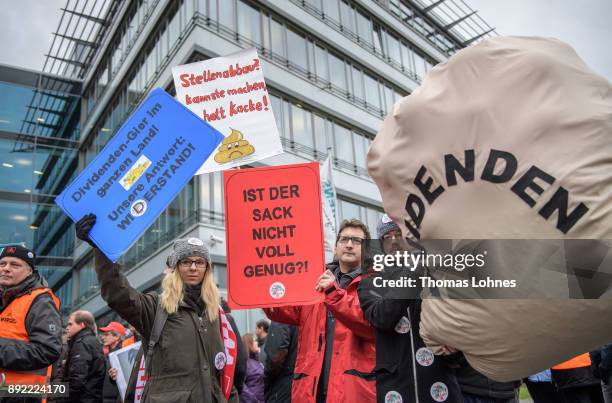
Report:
0,245,36,270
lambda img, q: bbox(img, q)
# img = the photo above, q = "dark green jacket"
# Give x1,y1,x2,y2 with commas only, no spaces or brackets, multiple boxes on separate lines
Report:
94,250,238,403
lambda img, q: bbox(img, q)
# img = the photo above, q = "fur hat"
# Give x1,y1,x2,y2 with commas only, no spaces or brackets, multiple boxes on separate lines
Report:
166,237,210,268
376,214,401,239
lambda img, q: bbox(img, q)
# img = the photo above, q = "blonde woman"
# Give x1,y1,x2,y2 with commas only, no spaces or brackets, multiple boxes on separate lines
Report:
76,213,238,403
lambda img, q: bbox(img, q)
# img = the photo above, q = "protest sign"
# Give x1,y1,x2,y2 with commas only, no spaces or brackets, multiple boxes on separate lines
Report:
108,341,141,401
320,156,338,262
172,48,283,174
56,88,223,261
224,162,325,308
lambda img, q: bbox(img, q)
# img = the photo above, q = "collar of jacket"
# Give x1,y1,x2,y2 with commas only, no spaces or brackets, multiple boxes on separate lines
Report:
326,261,362,281
68,327,95,347
0,271,47,309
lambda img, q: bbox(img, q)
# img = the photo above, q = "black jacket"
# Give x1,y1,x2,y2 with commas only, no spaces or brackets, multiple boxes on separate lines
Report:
590,343,612,384
103,344,122,403
61,327,105,403
552,364,602,390
0,272,62,403
358,269,463,403
263,321,298,403
452,356,519,399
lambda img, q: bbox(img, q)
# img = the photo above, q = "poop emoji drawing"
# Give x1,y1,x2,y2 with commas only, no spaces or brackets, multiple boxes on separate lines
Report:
214,128,255,163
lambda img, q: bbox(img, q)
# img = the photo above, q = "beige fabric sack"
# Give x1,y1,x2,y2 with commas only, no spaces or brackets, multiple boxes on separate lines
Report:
367,36,612,382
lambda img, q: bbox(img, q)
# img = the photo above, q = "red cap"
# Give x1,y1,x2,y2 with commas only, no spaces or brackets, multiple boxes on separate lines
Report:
99,321,126,336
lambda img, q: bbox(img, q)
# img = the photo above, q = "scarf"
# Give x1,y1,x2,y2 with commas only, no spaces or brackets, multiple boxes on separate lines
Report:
183,284,205,315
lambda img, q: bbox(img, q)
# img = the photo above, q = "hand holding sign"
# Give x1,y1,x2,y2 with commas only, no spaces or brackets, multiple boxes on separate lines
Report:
315,270,336,292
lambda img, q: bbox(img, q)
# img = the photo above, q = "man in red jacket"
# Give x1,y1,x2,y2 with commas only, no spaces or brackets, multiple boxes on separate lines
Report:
264,219,376,403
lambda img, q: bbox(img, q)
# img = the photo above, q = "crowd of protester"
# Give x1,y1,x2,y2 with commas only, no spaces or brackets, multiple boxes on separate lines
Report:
0,215,610,403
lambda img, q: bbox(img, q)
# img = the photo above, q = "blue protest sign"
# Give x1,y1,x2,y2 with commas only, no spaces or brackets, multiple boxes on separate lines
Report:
56,88,223,261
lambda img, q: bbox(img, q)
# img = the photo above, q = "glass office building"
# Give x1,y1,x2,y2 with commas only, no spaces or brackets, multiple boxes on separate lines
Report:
1,0,494,332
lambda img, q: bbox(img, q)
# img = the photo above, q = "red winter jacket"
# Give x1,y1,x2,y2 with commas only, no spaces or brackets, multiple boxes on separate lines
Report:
264,271,376,403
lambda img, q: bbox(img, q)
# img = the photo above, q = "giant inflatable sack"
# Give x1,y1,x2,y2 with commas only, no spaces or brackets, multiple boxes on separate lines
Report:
367,36,612,382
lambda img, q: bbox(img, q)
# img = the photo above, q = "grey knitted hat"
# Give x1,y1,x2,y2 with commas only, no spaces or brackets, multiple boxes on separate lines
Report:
376,214,401,239
167,237,211,268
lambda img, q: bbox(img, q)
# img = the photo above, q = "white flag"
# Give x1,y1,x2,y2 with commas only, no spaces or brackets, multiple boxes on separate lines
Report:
320,156,338,262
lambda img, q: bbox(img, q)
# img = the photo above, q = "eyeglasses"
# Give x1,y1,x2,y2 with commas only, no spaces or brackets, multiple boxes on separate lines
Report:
178,259,207,269
338,236,364,245
382,231,403,240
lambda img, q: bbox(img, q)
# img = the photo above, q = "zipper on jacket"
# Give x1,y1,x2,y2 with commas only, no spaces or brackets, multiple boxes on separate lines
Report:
312,376,317,396
317,333,323,351
408,308,420,403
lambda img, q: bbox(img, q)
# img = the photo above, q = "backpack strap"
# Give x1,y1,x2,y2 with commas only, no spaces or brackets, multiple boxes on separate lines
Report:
145,295,168,376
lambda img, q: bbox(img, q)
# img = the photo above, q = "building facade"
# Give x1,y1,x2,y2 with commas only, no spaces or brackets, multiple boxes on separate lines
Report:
2,0,494,333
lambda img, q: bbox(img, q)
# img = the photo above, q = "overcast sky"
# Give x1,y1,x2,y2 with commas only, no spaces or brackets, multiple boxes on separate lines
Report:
0,0,64,72
466,0,612,81
0,1,610,81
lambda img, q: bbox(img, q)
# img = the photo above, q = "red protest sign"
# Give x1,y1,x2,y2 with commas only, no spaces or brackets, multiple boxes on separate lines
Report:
224,162,325,308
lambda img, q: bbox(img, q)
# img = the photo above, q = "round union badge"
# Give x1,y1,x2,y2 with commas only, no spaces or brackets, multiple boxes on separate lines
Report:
384,390,403,403
430,382,449,402
394,316,411,334
269,282,286,299
415,347,435,367
187,237,204,246
130,199,147,217
214,352,226,370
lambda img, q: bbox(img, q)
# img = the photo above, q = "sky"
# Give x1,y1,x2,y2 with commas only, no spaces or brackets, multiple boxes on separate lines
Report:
467,0,612,81
0,1,610,81
0,0,64,72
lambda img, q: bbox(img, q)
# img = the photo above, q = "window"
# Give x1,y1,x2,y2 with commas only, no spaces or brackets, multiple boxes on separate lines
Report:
323,1,340,23
401,43,414,74
269,94,283,134
414,51,428,79
333,123,354,164
385,32,402,67
291,104,314,149
340,199,361,221
355,11,372,45
329,53,347,92
78,262,98,301
238,1,261,45
315,46,329,82
383,86,395,113
353,133,369,169
304,0,321,9
270,19,285,58
286,29,308,71
351,66,364,101
363,73,381,111
218,0,235,30
373,24,384,56
168,8,181,47
313,114,328,152
282,100,291,140
340,1,355,33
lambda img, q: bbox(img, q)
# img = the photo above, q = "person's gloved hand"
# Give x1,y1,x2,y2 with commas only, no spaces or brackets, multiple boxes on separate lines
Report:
75,213,97,247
